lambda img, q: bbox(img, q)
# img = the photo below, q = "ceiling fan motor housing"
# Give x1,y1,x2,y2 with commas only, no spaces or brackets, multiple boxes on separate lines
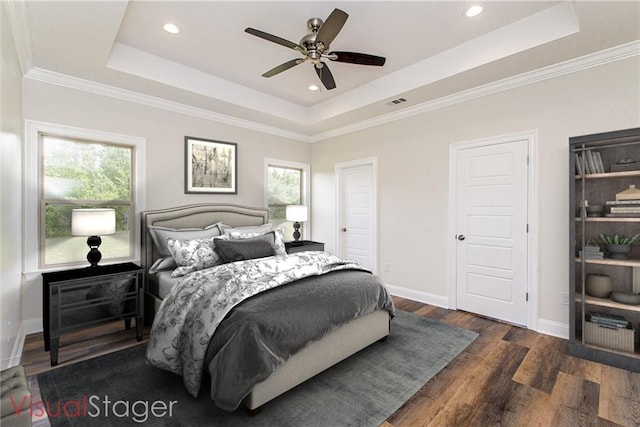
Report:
307,17,323,31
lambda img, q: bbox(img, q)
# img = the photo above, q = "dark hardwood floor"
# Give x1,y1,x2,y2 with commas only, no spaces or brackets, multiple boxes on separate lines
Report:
21,296,640,426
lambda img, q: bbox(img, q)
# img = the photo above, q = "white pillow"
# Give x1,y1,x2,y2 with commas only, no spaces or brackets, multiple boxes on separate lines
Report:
225,229,286,256
148,223,222,257
148,256,178,274
218,223,273,235
166,235,228,277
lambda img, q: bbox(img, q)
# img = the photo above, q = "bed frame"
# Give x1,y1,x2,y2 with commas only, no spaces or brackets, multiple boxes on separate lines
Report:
140,203,390,411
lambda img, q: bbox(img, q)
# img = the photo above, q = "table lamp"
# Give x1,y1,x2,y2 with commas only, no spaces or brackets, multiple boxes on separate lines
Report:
285,205,308,245
72,208,116,267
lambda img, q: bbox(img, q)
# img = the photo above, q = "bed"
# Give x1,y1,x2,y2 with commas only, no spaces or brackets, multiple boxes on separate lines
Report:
140,203,394,412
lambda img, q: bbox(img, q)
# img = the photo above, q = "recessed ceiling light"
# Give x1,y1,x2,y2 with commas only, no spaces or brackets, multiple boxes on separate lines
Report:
308,84,319,92
465,5,483,18
163,23,180,34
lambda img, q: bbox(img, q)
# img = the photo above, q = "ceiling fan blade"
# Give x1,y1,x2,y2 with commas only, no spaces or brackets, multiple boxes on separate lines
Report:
316,8,348,48
245,27,302,51
315,62,336,90
262,58,305,78
330,51,386,66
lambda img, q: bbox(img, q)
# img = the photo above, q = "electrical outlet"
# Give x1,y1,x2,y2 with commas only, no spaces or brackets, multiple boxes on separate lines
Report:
384,263,391,272
561,292,569,305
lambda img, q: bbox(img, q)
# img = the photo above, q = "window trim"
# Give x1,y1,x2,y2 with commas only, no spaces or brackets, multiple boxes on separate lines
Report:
24,120,146,274
263,158,310,240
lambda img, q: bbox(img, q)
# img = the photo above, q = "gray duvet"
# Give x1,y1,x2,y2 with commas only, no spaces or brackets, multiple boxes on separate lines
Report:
205,269,395,411
146,251,394,411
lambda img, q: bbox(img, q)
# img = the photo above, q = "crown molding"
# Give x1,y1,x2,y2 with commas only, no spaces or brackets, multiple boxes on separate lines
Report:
23,40,639,144
309,39,640,143
24,67,312,143
3,0,34,75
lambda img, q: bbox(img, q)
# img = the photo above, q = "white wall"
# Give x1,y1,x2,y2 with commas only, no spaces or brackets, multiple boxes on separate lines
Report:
311,57,640,331
20,79,311,322
1,6,24,368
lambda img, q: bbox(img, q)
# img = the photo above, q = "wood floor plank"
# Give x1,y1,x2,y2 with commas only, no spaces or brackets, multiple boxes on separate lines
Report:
549,371,601,426
20,296,640,427
599,365,640,426
560,354,603,385
513,334,566,393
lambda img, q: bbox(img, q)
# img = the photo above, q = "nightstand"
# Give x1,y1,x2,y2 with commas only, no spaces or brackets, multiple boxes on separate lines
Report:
42,262,144,366
285,240,325,254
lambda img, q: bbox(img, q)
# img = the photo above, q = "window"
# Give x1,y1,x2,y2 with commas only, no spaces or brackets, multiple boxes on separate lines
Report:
41,136,134,266
25,121,146,272
264,159,310,241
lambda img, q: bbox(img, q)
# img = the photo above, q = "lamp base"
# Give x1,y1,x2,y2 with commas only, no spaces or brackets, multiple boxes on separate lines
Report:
86,235,103,267
292,222,301,243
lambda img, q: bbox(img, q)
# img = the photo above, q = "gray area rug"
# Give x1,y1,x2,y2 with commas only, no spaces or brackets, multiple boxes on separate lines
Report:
37,310,477,426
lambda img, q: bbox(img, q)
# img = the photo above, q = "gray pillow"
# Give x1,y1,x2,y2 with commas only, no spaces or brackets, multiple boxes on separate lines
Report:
215,233,277,263
148,223,222,256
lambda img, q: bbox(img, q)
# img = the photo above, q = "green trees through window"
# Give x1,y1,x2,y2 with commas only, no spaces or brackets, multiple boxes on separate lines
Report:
267,165,302,241
41,136,134,266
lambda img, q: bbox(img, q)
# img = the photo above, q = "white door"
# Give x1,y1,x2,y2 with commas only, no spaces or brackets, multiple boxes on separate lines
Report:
455,140,529,326
336,160,377,272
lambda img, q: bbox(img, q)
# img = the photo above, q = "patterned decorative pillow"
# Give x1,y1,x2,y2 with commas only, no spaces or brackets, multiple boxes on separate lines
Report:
167,235,228,277
148,223,222,257
225,228,287,255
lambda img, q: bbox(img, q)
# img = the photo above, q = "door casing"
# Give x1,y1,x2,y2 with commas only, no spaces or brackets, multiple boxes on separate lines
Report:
447,130,539,329
335,157,378,274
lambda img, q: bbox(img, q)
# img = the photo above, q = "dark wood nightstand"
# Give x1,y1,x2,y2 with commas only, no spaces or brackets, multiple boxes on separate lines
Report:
285,240,325,254
42,262,144,366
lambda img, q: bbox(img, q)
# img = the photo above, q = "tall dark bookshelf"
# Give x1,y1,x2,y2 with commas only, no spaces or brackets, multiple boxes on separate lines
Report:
569,127,640,372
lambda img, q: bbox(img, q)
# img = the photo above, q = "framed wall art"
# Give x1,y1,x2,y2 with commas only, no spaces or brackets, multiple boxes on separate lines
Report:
184,136,237,194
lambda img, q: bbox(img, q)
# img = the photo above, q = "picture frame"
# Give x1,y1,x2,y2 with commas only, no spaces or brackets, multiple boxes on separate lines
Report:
184,136,237,194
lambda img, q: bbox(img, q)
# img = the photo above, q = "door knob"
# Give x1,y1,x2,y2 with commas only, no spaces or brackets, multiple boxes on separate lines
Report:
341,228,347,232
457,234,466,241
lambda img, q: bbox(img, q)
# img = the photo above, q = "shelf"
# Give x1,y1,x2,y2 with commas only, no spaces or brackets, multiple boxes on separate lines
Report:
574,292,640,313
575,257,640,267
575,217,640,222
577,341,640,360
574,170,640,179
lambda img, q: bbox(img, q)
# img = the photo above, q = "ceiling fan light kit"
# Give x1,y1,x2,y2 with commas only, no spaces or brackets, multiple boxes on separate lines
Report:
245,8,386,90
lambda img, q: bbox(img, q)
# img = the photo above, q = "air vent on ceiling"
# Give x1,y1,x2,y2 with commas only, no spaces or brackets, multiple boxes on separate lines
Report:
387,97,407,106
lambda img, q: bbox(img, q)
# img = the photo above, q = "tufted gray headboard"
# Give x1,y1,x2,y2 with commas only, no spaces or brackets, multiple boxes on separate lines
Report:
140,203,269,304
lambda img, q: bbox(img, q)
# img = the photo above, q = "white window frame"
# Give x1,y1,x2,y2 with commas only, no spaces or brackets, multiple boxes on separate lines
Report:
24,120,146,274
263,158,310,240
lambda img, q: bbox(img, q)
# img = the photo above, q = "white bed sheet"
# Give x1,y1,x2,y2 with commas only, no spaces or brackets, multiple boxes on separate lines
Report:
154,271,181,300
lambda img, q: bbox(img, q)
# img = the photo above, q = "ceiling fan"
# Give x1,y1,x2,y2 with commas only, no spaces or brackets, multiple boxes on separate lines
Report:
245,8,386,90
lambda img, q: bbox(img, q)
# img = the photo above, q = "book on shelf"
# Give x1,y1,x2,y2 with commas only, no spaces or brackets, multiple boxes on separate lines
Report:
605,200,640,205
587,312,630,328
575,153,584,176
586,151,597,174
579,252,604,260
578,152,594,174
593,151,605,173
610,206,640,214
605,213,640,218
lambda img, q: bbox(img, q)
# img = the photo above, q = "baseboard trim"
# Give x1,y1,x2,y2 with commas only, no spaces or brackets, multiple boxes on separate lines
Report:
4,318,44,369
385,283,449,308
387,284,570,340
1,324,26,370
24,317,43,335
535,318,569,339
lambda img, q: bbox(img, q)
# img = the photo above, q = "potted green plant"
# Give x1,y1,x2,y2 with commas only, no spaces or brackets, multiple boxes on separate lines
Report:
599,233,640,260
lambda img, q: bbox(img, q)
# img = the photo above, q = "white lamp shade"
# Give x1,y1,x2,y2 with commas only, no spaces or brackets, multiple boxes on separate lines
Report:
285,205,308,222
72,208,116,236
